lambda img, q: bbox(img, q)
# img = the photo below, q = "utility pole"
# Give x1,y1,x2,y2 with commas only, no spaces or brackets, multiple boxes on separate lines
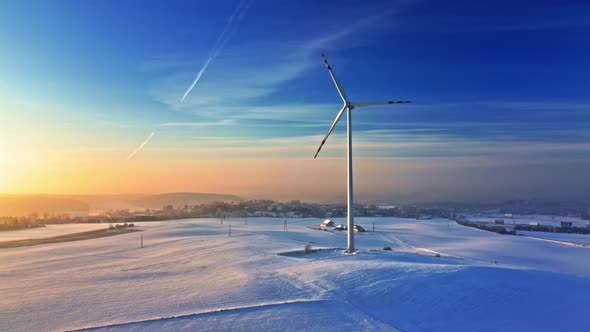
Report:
218,208,224,224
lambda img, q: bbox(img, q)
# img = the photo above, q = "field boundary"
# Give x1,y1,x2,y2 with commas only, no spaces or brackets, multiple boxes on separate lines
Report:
0,227,141,248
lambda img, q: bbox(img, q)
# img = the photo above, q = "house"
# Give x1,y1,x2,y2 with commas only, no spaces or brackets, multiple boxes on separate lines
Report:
561,221,573,227
495,219,505,225
529,221,539,226
320,219,335,228
334,224,347,231
354,225,366,232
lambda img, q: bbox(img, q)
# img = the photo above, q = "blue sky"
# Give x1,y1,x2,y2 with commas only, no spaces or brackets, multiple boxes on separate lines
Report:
1,0,589,201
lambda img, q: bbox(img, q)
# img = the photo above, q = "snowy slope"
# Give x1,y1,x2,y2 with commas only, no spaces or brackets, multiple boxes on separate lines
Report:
519,230,590,246
0,224,109,242
1,218,589,332
468,214,589,227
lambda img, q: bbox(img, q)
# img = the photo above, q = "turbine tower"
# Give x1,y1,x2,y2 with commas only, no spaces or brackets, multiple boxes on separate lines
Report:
314,53,410,253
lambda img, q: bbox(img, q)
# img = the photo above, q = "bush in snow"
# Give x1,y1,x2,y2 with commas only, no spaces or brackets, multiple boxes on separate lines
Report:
304,242,312,253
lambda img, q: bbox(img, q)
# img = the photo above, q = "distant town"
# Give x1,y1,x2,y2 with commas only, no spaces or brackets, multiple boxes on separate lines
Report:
1,198,590,232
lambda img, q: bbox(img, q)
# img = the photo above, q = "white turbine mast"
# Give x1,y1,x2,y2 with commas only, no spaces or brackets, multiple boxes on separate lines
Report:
314,53,410,253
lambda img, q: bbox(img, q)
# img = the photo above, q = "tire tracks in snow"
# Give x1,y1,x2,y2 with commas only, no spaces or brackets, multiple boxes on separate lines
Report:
378,231,503,267
69,299,328,331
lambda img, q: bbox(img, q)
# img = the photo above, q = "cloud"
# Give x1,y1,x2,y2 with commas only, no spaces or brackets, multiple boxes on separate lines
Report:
180,0,253,103
143,3,590,172
127,132,155,160
141,126,590,163
161,119,234,127
151,5,402,116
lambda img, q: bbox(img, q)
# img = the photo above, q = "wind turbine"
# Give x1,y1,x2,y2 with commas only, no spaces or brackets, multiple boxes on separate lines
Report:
314,53,410,253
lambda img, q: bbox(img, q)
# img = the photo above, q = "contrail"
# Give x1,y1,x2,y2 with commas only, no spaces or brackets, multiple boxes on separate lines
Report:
180,57,214,103
180,0,252,103
127,132,155,160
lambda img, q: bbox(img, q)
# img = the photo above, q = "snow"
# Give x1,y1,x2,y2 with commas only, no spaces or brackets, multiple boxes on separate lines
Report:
468,214,589,227
0,223,109,242
1,217,589,332
519,231,590,246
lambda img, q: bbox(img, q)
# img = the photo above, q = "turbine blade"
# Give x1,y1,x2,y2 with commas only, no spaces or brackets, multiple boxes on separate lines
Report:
352,101,411,108
322,53,347,102
314,105,346,159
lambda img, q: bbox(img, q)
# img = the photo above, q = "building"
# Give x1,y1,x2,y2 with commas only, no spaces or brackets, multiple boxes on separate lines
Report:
320,219,335,228
354,225,366,232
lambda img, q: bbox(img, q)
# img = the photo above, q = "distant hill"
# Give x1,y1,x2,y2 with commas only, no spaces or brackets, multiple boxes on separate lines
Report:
129,193,241,209
59,194,146,215
0,195,90,217
0,193,241,216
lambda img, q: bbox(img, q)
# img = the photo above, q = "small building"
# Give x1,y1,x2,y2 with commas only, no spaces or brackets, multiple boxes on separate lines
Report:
321,219,335,228
561,221,573,227
529,221,539,226
354,225,366,232
495,219,505,225
504,213,513,218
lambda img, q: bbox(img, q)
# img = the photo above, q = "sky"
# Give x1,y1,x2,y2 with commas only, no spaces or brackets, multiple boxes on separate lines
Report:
0,0,589,203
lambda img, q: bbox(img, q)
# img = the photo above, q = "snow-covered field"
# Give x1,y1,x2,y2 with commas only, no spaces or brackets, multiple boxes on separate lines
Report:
468,214,589,227
1,217,589,332
0,223,109,242
519,230,590,246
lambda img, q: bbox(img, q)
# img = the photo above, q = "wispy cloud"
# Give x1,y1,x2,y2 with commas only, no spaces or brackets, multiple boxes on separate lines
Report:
151,4,401,118
161,119,234,127
143,126,590,162
145,3,590,168
127,132,155,160
180,0,252,103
